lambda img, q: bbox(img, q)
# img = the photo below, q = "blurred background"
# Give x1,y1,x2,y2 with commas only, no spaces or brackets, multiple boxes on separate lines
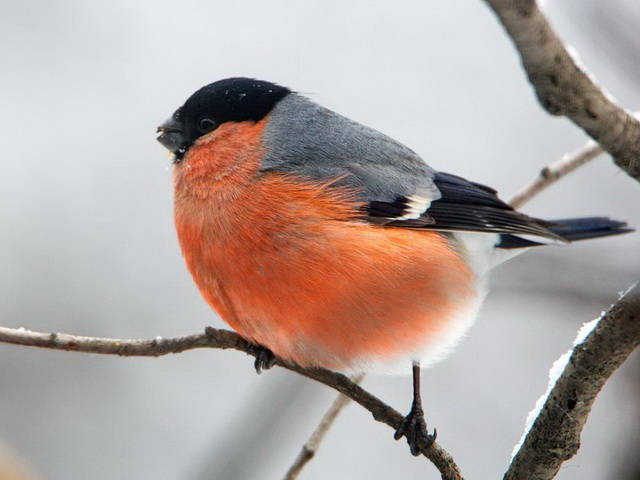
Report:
0,0,639,478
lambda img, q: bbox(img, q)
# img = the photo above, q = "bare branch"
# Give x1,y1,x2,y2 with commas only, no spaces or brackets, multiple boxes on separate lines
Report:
509,141,602,208
483,0,640,183
0,326,462,480
283,374,365,480
505,282,640,480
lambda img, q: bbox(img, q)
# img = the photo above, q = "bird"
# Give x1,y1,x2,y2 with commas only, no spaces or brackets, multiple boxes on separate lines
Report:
156,77,632,455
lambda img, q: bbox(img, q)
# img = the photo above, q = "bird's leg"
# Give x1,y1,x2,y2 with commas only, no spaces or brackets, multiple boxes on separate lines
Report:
253,344,277,374
394,362,437,455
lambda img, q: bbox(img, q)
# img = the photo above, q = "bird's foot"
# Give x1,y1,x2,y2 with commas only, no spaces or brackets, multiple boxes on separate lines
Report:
394,404,437,456
253,345,277,374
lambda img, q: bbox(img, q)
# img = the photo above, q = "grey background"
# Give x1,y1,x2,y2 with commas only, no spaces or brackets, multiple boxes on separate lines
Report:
1,0,639,479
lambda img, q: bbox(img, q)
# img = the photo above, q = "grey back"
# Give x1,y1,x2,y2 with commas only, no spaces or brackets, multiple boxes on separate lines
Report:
261,94,440,204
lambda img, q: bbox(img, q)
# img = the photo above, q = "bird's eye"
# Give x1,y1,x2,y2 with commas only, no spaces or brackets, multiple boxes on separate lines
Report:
198,118,217,133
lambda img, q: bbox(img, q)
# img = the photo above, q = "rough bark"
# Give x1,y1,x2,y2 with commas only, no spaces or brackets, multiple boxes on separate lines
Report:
505,283,640,480
484,0,640,183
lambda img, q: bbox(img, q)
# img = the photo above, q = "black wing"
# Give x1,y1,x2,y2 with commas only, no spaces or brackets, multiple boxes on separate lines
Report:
366,172,564,242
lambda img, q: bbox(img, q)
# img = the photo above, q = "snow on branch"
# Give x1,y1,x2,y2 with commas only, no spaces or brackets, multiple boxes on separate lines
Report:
505,282,640,480
483,0,640,183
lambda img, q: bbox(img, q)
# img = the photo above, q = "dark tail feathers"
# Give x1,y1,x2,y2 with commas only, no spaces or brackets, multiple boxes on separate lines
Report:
547,217,633,241
498,217,633,249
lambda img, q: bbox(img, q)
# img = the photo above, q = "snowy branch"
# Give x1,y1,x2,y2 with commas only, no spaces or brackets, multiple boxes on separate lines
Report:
483,0,640,183
0,326,462,480
505,282,640,480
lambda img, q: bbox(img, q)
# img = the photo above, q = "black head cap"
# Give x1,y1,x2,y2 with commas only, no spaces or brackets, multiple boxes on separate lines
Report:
157,77,291,162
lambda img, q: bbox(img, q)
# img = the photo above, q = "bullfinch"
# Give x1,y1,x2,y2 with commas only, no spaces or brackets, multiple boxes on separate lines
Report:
157,77,631,455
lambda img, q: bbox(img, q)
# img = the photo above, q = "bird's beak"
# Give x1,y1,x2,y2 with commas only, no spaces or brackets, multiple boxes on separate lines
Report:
156,116,187,158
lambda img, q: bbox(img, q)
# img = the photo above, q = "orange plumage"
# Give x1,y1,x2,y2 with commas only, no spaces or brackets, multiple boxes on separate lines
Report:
174,119,476,372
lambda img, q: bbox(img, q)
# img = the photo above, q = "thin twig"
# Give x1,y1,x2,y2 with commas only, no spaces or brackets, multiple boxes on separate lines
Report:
283,373,365,480
0,326,462,480
505,282,640,480
483,0,640,183
509,141,602,208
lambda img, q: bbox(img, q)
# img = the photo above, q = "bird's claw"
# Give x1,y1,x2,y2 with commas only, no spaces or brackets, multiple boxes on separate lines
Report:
394,405,437,456
253,346,277,374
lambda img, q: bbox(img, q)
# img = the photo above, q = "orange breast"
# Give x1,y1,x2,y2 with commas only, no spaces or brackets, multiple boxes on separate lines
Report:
174,119,476,372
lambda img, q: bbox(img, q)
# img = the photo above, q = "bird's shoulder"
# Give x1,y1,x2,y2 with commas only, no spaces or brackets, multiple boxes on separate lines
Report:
261,94,439,207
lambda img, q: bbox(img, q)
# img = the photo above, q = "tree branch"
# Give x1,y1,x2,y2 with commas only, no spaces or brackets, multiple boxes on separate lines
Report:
509,141,601,208
283,374,365,480
483,0,640,183
0,326,462,480
505,282,640,480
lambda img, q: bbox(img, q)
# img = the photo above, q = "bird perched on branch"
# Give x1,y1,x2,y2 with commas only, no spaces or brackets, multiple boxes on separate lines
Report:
157,77,631,455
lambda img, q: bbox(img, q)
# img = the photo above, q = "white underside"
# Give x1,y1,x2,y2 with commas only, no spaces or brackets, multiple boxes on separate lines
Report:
353,285,486,375
351,232,526,375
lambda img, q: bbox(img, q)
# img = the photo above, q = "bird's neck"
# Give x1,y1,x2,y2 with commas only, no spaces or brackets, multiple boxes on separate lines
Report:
173,119,267,201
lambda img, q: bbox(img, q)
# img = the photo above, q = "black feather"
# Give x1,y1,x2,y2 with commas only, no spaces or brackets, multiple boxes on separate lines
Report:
368,198,409,218
431,172,507,209
363,171,633,245
496,235,544,249
497,217,632,248
366,171,563,241
544,217,633,242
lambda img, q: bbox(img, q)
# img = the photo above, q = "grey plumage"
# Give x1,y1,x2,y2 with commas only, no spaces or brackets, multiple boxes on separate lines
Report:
262,94,441,206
